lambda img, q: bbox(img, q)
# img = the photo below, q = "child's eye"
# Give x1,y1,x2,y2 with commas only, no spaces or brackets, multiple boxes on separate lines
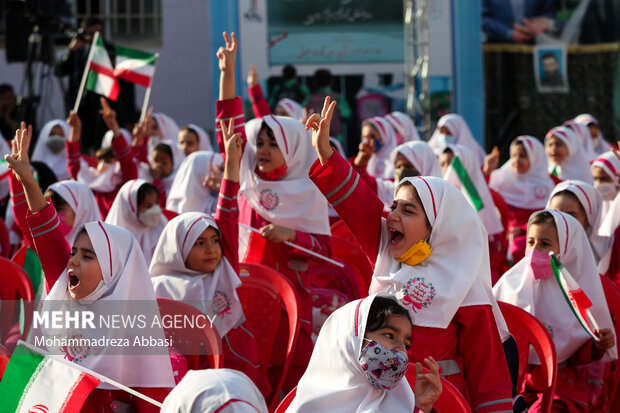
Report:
195,240,204,247
212,238,220,244
69,251,76,257
390,205,396,211
384,333,393,339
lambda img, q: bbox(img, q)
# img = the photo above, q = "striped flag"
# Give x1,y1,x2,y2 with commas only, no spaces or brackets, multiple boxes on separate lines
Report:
0,343,100,413
444,155,484,211
12,246,45,303
85,35,120,101
550,252,600,341
113,46,157,87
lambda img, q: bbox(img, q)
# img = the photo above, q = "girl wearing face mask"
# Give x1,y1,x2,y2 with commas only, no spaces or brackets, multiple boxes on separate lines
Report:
216,33,332,393
575,114,612,156
544,126,593,184
358,117,397,180
591,151,620,218
493,210,616,413
307,98,514,413
31,119,71,180
6,125,175,412
286,294,442,413
105,179,167,265
66,103,138,219
428,114,486,166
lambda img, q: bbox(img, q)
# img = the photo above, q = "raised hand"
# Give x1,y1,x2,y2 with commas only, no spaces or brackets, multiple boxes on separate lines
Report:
247,64,258,88
99,97,120,137
66,110,82,143
203,161,224,193
354,137,375,168
132,107,153,147
414,357,442,413
5,123,34,185
217,32,238,74
305,96,337,165
220,118,243,183
483,146,500,176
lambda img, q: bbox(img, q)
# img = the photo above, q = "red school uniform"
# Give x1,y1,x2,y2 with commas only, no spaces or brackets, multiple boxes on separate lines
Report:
309,151,513,413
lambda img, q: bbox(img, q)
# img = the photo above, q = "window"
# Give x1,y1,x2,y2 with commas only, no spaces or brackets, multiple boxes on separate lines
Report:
75,0,162,46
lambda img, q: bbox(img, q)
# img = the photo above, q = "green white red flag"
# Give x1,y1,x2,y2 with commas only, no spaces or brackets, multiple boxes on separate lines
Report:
85,35,120,101
113,46,157,87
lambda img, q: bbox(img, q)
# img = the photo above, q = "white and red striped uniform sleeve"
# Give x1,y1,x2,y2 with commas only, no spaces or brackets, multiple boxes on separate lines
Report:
215,97,247,162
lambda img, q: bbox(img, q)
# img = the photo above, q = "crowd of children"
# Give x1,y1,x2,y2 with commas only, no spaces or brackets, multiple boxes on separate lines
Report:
0,30,619,413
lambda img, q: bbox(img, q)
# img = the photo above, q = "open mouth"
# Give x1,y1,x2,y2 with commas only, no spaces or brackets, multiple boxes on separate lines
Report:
389,229,404,244
68,272,80,289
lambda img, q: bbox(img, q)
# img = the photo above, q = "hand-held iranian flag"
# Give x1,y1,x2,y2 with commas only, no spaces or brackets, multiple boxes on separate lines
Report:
0,342,100,413
73,32,119,112
443,155,484,211
113,46,157,87
550,252,600,341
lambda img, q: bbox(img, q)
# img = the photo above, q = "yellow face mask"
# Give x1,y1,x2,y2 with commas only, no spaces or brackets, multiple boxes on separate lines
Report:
397,239,432,266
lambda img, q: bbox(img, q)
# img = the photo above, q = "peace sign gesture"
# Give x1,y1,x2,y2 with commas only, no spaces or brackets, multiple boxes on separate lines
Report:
217,32,238,74
305,96,337,165
221,118,243,183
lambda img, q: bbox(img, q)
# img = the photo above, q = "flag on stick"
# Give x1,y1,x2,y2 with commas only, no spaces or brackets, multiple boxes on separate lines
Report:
550,252,600,341
443,155,484,211
113,46,157,87
85,34,120,101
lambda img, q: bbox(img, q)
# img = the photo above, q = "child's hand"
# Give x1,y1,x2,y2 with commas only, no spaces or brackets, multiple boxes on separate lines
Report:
259,224,296,243
66,110,82,143
99,97,120,137
414,357,442,413
354,138,375,167
217,32,238,74
5,123,35,186
483,146,500,176
221,118,243,162
203,162,224,193
247,64,258,88
305,96,337,165
595,329,615,350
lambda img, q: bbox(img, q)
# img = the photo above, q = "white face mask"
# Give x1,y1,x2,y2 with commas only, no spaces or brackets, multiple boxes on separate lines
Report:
77,280,108,305
46,135,66,154
591,137,600,148
595,182,619,201
138,204,162,227
437,133,456,147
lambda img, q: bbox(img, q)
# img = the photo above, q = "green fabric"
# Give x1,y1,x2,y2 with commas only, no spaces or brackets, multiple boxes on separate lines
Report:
0,344,44,410
451,156,484,211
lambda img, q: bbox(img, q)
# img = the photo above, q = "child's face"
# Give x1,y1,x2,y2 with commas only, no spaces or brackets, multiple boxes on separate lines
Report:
588,124,599,139
548,194,588,229
178,130,199,156
152,150,174,178
137,190,159,214
393,153,415,171
148,117,162,139
526,222,559,255
273,105,289,117
184,227,222,273
50,125,65,137
67,232,104,300
364,314,412,353
57,203,75,227
510,143,530,174
545,136,568,164
256,129,286,174
439,150,454,173
438,125,451,136
361,124,382,147
592,166,613,185
387,185,431,258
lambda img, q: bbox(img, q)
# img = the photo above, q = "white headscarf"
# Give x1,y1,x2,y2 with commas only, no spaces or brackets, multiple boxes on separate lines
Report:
161,369,268,413
276,98,304,121
286,294,416,413
489,136,554,209
545,126,594,183
563,120,597,162
48,180,101,244
575,114,612,156
185,124,214,152
39,221,176,389
547,180,610,269
592,151,620,218
101,128,132,148
166,151,223,215
599,192,620,276
364,117,398,180
493,209,617,364
105,179,168,264
152,112,181,141
384,112,420,143
371,176,509,338
31,119,71,181
239,115,330,236
375,141,442,207
428,114,486,166
443,144,504,236
150,212,244,336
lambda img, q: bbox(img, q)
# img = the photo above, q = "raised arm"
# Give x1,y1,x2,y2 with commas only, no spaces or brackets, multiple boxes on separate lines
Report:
66,111,83,179
247,65,271,118
305,96,337,165
218,32,238,101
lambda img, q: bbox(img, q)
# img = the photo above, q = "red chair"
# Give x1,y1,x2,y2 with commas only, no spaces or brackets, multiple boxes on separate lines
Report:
156,298,223,370
405,362,472,413
0,256,34,346
596,276,620,412
308,261,361,301
331,236,373,295
237,263,301,411
498,301,557,413
0,218,10,258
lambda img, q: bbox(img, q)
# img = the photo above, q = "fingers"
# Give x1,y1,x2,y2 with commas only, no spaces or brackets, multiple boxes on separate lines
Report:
323,100,337,125
219,120,227,138
227,117,235,137
223,32,231,49
23,124,32,155
321,96,331,118
424,356,440,375
305,113,321,131
249,64,256,74
230,32,238,52
100,97,110,111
